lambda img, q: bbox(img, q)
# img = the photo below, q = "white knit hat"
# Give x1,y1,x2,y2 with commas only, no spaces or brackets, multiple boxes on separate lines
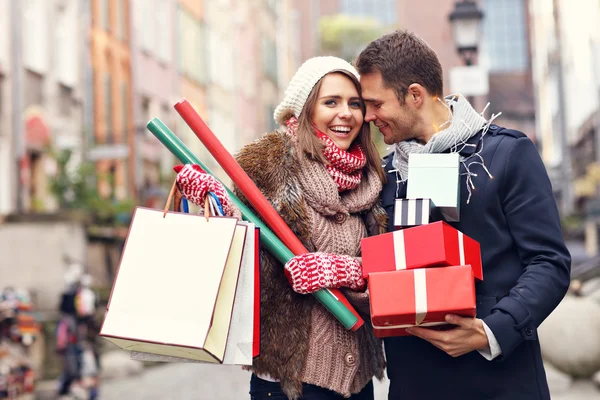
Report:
273,56,360,125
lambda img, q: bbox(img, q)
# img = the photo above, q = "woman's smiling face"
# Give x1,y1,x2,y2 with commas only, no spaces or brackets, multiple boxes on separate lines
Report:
311,72,364,150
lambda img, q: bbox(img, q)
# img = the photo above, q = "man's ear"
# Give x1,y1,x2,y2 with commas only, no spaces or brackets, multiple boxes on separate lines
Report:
407,83,426,108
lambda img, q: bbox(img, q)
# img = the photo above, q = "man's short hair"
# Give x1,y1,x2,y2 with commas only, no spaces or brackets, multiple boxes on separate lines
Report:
355,30,444,103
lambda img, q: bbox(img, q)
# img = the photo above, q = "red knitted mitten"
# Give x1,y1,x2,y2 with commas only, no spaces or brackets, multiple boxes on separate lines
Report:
173,164,234,216
284,252,366,294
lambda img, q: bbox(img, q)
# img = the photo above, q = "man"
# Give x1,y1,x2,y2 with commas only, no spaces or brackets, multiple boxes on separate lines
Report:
355,30,571,400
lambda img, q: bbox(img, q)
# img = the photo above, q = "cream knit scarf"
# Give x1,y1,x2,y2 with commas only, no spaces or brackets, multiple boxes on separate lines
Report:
391,94,501,203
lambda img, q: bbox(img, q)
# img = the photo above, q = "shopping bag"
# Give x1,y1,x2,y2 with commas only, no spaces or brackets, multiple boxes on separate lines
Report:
99,184,247,362
252,226,261,359
131,221,258,365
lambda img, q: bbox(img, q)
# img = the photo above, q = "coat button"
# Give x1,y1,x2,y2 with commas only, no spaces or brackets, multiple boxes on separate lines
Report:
333,213,347,224
344,353,356,366
525,327,533,336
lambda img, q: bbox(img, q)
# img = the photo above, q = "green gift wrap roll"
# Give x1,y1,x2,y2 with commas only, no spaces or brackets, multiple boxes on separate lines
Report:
147,118,361,330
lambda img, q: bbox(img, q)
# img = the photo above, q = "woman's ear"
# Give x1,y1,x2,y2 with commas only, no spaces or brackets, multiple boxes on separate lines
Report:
407,83,426,108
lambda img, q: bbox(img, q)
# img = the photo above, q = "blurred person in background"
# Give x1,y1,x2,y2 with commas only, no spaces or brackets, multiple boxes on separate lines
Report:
174,56,387,399
56,266,100,399
355,30,571,400
56,266,81,398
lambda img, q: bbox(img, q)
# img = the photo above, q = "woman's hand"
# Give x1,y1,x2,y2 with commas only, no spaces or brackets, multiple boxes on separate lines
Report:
284,252,366,294
173,164,234,216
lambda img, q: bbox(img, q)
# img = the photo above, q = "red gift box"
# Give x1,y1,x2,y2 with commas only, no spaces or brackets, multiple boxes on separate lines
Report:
361,221,483,280
369,265,476,338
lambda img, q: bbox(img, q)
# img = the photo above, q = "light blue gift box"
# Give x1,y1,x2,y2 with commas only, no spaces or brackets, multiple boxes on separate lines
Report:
407,153,460,222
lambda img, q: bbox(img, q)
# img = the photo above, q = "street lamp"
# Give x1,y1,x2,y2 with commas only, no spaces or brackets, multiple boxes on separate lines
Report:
448,0,484,66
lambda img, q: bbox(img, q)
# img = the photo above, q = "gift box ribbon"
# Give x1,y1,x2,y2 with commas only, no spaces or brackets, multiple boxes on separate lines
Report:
393,229,465,270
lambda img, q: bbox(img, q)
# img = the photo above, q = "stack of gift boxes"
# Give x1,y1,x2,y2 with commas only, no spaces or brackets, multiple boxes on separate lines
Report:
361,153,483,338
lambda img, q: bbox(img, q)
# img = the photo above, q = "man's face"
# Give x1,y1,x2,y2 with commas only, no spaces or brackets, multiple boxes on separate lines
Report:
361,72,419,145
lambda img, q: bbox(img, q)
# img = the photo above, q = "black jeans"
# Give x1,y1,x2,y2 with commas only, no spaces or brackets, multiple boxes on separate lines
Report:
249,374,375,400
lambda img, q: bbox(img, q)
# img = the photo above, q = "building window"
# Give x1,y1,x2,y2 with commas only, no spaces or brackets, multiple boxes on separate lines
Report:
109,164,117,201
178,8,206,85
266,0,277,14
22,0,49,74
0,12,6,69
482,0,529,72
104,73,113,143
116,0,127,40
340,0,396,25
262,37,278,83
207,28,233,89
140,0,154,52
101,0,110,31
0,76,3,117
156,0,171,63
24,69,44,107
121,82,128,139
161,103,170,128
58,84,73,117
55,3,78,87
266,105,277,132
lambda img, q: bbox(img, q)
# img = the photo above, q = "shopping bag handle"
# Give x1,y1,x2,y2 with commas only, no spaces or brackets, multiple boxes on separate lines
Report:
163,180,178,218
163,178,212,222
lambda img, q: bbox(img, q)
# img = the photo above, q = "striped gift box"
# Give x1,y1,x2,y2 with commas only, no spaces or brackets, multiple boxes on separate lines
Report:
394,198,436,228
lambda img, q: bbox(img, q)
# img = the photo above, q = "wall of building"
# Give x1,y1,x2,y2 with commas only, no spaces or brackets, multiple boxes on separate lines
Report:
0,220,87,311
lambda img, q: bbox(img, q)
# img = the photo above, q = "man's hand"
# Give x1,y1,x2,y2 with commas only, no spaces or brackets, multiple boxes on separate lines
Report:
405,314,489,358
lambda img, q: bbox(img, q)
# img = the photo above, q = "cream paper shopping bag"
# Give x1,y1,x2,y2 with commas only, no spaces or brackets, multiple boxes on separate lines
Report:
130,221,257,365
100,206,247,363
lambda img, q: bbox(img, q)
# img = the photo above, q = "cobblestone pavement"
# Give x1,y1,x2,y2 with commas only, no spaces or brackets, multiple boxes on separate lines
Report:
98,363,600,400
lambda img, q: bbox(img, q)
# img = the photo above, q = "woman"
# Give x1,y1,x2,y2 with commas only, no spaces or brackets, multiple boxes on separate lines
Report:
175,56,387,399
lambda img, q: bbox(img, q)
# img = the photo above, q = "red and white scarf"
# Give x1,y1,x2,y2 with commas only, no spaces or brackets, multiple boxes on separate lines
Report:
286,117,367,192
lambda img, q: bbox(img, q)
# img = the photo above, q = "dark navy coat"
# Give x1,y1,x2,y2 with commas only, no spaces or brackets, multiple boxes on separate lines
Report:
380,125,571,400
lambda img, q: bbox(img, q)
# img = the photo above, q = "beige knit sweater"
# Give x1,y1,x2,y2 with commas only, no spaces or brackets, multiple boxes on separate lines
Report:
296,152,385,396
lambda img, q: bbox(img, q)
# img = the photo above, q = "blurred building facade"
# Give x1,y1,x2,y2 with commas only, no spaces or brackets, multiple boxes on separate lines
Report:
0,0,87,215
89,0,135,200
0,0,301,218
531,0,600,252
